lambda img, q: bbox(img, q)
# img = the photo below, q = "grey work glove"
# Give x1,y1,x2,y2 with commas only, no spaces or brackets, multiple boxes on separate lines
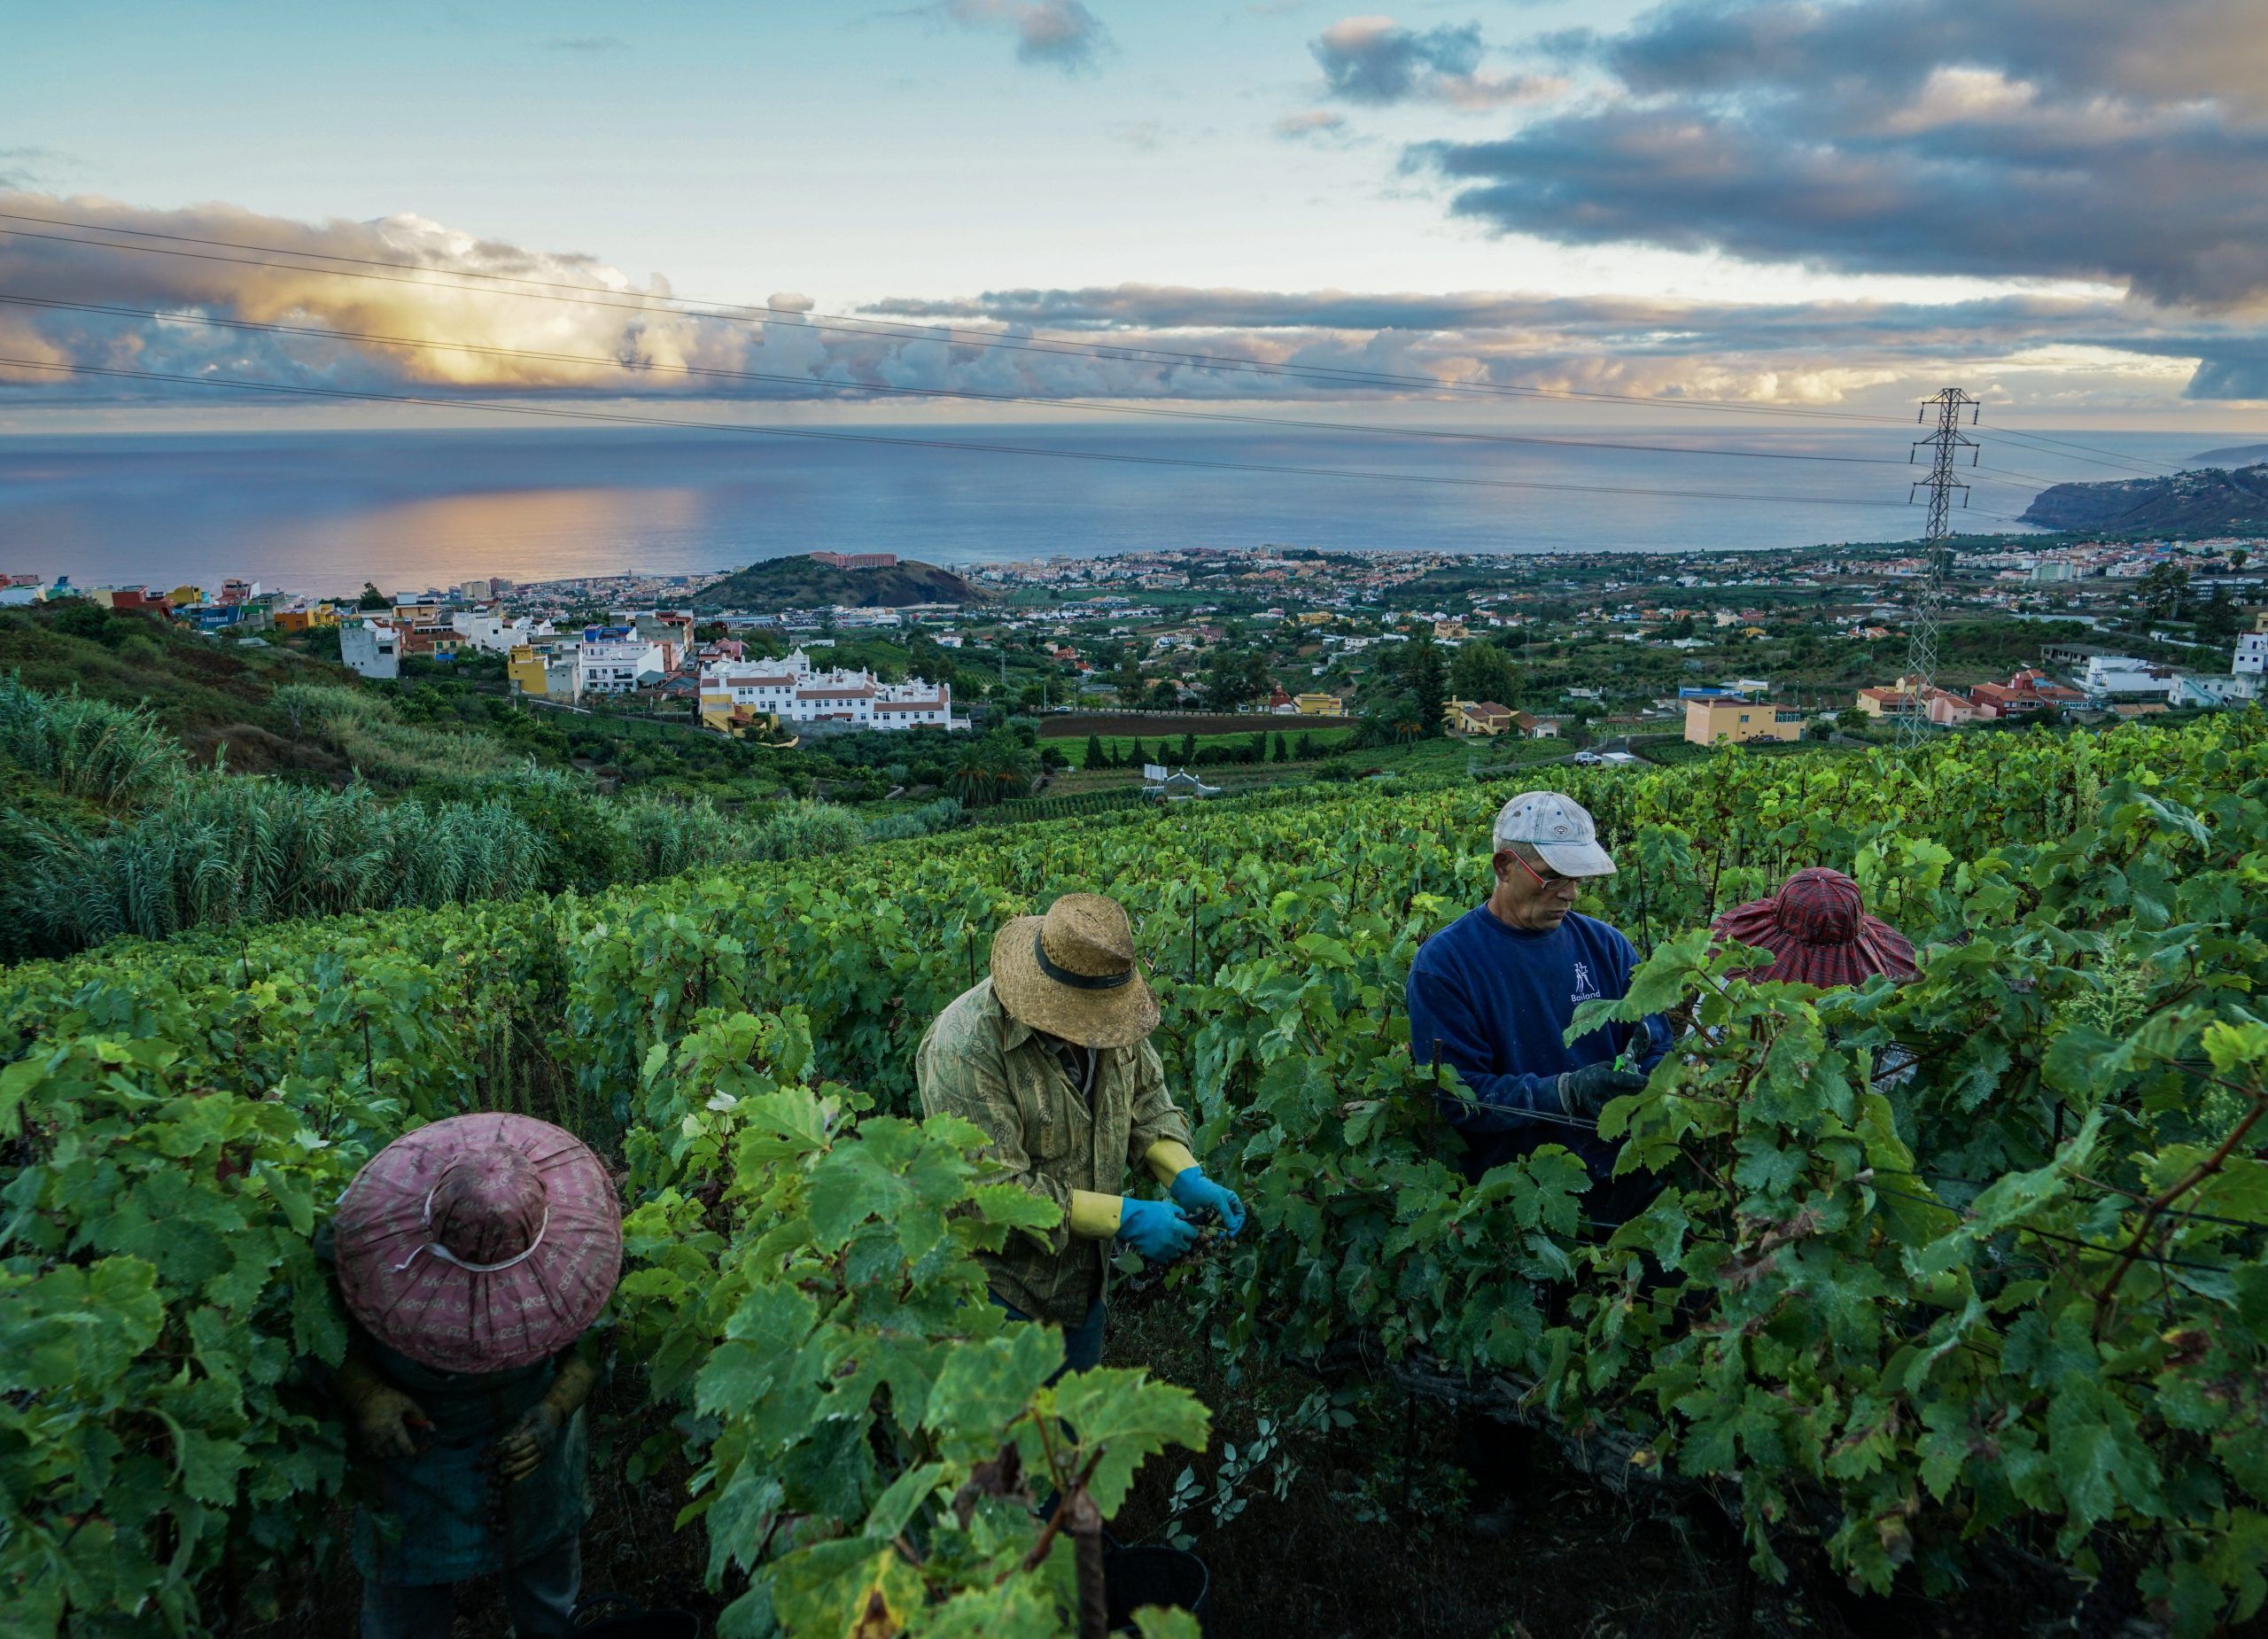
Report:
1556,1060,1649,1120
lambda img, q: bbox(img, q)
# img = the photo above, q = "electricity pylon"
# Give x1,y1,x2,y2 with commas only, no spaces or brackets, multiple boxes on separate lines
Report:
1900,388,1979,749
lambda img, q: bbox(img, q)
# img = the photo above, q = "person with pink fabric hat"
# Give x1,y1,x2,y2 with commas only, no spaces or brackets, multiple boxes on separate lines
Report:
1708,866,1920,989
322,1112,622,1639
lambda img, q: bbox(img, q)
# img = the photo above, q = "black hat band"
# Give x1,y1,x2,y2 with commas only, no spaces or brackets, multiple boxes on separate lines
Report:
1035,930,1134,990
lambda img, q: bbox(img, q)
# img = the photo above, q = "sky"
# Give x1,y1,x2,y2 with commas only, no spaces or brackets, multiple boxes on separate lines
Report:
4,0,2265,432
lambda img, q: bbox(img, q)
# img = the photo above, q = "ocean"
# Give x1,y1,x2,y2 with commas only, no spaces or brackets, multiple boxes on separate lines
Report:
0,421,2212,594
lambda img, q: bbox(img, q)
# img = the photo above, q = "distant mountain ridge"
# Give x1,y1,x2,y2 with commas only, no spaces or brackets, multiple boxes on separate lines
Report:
2019,462,2268,535
2193,442,2268,467
694,555,975,610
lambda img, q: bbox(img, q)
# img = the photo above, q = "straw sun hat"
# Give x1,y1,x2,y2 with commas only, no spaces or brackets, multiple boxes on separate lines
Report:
332,1112,622,1375
990,893,1161,1050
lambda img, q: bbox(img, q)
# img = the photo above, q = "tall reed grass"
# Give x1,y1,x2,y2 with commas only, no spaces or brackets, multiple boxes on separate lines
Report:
0,674,182,807
3,778,547,956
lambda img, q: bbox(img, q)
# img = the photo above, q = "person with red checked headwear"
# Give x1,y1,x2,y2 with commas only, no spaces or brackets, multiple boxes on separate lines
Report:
1709,866,1920,990
322,1113,622,1639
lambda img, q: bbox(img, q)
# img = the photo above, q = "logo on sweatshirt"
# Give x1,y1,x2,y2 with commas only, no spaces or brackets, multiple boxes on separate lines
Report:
1570,959,1601,1004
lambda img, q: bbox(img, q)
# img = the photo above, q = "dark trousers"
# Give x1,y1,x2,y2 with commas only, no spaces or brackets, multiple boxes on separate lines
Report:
359,1534,578,1638
995,1294,1107,1379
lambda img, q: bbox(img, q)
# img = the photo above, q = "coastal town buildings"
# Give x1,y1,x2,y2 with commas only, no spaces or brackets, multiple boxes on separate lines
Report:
698,646,961,734
1685,697,1805,746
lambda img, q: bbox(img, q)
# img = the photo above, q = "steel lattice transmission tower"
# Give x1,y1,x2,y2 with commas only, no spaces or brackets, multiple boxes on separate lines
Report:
1899,388,1980,749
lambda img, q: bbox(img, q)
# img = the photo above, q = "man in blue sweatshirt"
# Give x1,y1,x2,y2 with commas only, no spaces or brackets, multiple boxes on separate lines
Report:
1405,789,1672,1218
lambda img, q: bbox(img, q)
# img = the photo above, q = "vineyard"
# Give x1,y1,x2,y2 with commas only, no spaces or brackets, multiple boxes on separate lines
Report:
7,714,2268,1636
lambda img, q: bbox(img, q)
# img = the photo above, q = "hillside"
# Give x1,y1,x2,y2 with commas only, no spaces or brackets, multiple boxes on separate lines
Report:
693,554,975,610
0,600,359,777
2193,441,2268,466
2020,460,2268,533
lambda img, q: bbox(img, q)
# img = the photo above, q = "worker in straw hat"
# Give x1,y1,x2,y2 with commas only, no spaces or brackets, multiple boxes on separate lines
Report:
918,892,1246,1373
323,1112,622,1638
1406,790,1674,1221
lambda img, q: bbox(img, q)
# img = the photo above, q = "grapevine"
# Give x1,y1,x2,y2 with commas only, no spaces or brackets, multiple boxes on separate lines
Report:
4,716,2268,1634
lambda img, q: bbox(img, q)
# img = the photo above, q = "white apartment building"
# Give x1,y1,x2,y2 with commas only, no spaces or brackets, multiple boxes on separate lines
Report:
2171,673,2260,706
340,618,400,681
2079,653,2173,698
450,609,555,655
2234,633,2268,677
699,646,962,731
576,626,667,697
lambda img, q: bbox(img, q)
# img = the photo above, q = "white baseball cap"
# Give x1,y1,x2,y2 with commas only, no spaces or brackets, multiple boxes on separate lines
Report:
1492,790,1616,878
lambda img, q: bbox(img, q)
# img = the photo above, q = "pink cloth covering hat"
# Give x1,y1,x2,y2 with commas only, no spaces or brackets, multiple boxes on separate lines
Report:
332,1113,621,1375
1709,866,1919,990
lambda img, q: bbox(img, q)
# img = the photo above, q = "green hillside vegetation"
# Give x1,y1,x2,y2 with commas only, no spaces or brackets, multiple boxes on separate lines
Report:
0,600,365,777
12,717,2268,1635
0,675,961,959
692,554,975,610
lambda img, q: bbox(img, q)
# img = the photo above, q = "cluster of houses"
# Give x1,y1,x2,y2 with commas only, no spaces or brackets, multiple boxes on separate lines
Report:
696,646,964,739
0,573,324,633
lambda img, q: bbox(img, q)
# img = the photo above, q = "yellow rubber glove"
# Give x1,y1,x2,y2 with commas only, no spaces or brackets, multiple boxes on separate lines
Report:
336,1348,431,1460
1143,1138,1200,1185
1069,1190,1124,1239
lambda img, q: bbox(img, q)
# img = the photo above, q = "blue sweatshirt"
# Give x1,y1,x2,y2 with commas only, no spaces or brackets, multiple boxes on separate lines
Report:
1405,905,1672,1181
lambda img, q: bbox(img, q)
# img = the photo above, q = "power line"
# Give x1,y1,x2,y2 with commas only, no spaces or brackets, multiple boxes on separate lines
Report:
1990,428,2175,476
0,211,2170,470
6,356,2026,516
0,291,2013,476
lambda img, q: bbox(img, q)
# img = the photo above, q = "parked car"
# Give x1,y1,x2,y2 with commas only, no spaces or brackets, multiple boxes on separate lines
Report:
1571,750,1604,765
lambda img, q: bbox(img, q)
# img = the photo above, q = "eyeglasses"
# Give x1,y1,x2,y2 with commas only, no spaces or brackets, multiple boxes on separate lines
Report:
1503,849,1574,890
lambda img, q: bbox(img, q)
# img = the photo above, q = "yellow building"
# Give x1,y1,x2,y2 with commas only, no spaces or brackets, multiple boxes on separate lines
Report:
272,603,338,633
508,644,551,696
699,694,796,745
1444,698,1512,735
1293,611,1335,627
1293,692,1342,715
1685,697,1805,746
1853,680,1924,718
167,584,204,607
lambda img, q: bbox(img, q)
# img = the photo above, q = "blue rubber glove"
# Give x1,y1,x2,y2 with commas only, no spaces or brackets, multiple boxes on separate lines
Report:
1168,1168,1247,1239
1116,1197,1200,1262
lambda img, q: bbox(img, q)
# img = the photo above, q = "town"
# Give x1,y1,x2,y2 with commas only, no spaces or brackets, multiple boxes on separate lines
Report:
9,525,2264,786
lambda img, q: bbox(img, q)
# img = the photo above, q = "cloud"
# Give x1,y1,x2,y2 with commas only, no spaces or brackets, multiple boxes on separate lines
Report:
2,192,2260,413
0,194,834,400
1412,0,2268,308
862,283,2268,402
0,147,74,190
544,36,626,53
936,0,1110,71
1272,109,1348,140
1312,16,1560,109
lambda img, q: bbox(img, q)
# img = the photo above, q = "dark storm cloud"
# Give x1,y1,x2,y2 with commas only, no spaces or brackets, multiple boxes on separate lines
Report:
1310,17,1559,109
1413,0,2268,307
